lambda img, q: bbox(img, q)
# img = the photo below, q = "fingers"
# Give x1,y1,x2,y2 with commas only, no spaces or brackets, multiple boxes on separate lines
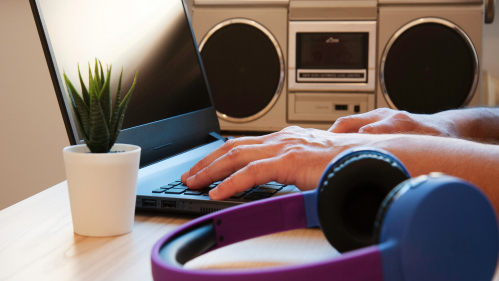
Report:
209,157,288,200
329,108,392,133
359,120,397,134
185,143,279,189
359,111,416,134
181,137,261,183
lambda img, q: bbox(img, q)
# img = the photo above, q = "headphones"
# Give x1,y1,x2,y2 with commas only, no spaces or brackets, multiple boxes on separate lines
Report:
151,147,499,281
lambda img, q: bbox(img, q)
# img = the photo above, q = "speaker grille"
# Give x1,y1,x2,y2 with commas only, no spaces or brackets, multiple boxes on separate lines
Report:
380,18,478,114
200,19,284,122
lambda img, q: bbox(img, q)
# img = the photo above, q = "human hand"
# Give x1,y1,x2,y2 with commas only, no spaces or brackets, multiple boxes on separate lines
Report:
181,126,377,200
328,108,457,137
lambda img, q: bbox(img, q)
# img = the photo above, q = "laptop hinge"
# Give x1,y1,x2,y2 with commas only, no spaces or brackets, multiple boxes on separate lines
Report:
208,132,232,143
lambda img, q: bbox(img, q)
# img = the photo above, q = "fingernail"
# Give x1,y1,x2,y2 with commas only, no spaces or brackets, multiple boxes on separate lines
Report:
209,188,218,200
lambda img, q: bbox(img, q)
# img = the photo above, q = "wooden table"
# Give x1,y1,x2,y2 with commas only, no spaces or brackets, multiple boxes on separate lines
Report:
0,181,339,280
1,181,498,280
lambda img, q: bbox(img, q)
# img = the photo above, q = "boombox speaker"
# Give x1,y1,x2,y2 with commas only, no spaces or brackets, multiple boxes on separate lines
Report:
376,0,484,114
191,0,303,132
199,19,285,122
380,18,478,114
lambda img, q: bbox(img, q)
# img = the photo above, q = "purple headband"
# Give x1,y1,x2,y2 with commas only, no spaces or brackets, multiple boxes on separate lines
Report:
151,192,384,281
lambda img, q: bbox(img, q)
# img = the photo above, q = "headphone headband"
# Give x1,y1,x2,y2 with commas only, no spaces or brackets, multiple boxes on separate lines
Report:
152,192,385,281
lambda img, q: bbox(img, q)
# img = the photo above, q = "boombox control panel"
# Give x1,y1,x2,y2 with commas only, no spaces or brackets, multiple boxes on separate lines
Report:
190,0,488,132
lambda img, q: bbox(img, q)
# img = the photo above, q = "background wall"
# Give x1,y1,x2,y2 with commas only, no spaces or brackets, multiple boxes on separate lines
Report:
0,0,69,210
0,0,498,210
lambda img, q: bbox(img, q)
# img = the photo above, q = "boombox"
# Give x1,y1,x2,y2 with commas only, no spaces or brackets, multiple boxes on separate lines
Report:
188,0,493,132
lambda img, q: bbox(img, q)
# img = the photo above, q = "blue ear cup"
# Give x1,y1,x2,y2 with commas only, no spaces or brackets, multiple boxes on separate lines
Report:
317,148,499,280
371,175,429,244
378,174,499,281
317,148,410,253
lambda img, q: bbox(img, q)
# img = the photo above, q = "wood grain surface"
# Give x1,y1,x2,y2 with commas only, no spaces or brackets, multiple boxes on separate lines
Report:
0,182,339,281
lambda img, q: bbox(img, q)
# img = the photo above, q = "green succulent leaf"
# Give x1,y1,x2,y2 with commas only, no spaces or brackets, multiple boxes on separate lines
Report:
111,92,130,146
88,92,110,153
72,105,90,143
78,65,90,107
111,71,137,145
108,69,123,147
99,61,105,89
88,63,94,92
121,71,138,108
64,73,90,137
66,59,137,153
94,59,101,91
99,65,112,125
91,71,101,101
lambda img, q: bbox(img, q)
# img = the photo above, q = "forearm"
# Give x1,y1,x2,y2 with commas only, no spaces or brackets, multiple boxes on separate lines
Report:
375,134,499,215
436,107,499,141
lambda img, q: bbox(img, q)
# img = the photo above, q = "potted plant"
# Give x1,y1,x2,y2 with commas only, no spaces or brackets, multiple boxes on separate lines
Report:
62,59,140,237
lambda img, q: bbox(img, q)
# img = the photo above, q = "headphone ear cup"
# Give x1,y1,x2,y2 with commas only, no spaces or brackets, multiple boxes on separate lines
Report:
317,151,410,253
372,177,421,244
378,176,499,281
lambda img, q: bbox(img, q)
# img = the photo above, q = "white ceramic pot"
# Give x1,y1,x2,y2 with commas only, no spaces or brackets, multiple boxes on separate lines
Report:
63,144,141,237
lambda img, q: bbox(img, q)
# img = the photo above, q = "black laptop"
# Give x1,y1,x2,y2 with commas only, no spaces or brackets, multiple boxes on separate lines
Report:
30,0,298,214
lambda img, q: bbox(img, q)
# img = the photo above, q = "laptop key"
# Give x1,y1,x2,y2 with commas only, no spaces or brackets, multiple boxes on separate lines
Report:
251,188,276,194
243,193,272,201
164,189,185,194
265,182,286,187
259,184,282,190
172,184,188,190
184,190,203,196
160,185,171,189
152,189,165,193
230,192,246,199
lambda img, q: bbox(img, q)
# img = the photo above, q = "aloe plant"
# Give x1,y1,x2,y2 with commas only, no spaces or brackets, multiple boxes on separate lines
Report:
64,59,138,153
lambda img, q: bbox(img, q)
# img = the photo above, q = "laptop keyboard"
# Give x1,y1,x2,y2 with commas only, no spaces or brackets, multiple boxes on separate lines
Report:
151,180,287,201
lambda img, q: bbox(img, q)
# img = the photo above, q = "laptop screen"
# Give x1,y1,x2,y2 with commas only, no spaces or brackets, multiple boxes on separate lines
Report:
36,0,212,131
31,0,220,166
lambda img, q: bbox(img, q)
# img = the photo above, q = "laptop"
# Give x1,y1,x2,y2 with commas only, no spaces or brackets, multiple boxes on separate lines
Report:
30,0,299,214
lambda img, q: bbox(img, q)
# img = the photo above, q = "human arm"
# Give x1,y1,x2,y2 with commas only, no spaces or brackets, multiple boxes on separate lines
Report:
373,134,499,215
328,107,499,142
182,126,499,216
